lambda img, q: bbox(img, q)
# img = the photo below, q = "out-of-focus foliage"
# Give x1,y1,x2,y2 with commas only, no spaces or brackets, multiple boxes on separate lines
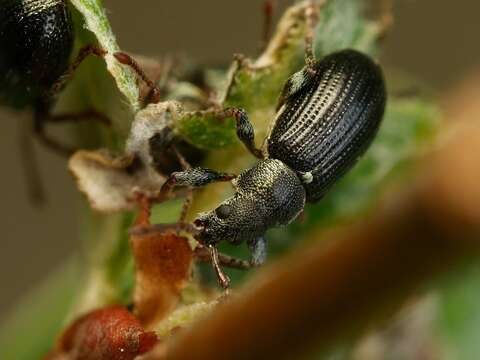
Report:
436,263,480,360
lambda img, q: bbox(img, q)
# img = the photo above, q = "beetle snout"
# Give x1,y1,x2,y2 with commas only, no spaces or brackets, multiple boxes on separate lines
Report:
194,218,206,229
193,214,221,246
193,217,210,245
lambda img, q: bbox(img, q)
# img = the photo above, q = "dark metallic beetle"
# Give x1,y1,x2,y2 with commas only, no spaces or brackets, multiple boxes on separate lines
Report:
0,0,106,153
148,49,386,286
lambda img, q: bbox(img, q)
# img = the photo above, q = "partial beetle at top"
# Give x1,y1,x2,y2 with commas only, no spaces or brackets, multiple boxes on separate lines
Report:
0,0,108,153
0,0,74,110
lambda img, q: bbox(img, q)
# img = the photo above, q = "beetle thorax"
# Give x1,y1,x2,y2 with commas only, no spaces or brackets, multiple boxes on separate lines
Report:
194,159,306,245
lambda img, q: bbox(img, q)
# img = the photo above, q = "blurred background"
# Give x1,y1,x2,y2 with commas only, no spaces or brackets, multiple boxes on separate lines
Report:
0,0,478,322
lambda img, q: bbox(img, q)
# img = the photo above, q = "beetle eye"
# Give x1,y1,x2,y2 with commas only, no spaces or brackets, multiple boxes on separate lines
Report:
215,204,232,219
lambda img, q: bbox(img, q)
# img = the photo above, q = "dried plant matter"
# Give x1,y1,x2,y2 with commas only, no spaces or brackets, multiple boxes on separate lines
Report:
130,200,193,329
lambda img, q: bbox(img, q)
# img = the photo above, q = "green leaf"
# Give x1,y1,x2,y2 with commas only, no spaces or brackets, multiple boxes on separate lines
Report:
313,0,383,56
175,112,239,150
52,0,141,147
69,0,139,112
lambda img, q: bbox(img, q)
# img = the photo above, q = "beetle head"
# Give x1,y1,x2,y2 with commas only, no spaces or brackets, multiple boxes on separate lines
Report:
194,195,264,246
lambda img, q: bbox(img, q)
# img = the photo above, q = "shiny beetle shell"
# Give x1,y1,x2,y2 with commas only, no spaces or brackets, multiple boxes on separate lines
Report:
267,49,386,202
0,0,74,108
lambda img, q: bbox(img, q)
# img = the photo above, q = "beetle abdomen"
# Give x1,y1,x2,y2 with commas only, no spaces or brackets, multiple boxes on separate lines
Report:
0,0,74,108
267,49,386,202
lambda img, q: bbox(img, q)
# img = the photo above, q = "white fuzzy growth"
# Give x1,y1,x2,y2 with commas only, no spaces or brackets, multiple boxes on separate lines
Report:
126,101,180,164
288,70,308,95
69,101,183,212
301,171,313,184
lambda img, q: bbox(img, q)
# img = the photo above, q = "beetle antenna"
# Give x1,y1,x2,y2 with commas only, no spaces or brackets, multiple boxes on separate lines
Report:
49,45,107,99
114,51,161,104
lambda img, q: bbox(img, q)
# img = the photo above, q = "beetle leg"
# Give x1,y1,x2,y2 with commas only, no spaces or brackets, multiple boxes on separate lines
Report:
33,111,75,156
208,245,231,289
45,109,111,126
48,45,107,98
157,167,236,202
33,125,75,155
248,236,267,266
32,108,111,156
114,51,162,104
190,107,264,159
229,108,264,159
194,244,252,270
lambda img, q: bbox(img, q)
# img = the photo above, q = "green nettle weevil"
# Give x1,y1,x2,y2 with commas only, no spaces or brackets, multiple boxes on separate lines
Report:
130,3,387,288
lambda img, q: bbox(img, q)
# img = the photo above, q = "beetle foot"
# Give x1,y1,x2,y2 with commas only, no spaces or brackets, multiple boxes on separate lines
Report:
208,245,231,290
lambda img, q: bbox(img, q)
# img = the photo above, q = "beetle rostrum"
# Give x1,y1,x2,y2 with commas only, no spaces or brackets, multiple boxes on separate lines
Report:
157,49,386,278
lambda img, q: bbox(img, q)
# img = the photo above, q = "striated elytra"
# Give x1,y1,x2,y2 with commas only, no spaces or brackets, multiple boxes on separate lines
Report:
0,0,74,108
267,49,386,202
